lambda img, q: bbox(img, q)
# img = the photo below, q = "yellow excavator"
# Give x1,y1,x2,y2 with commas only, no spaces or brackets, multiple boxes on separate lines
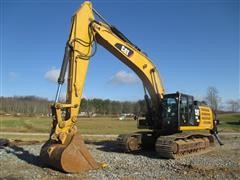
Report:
40,1,223,173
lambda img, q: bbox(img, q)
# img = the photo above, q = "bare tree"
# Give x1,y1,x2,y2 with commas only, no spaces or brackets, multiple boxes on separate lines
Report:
227,100,240,112
206,86,220,111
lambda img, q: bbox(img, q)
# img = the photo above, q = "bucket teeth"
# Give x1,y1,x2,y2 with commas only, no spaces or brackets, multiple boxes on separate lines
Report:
40,133,99,173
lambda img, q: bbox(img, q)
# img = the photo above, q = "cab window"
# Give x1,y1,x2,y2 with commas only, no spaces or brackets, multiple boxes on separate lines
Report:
164,97,178,118
180,96,188,124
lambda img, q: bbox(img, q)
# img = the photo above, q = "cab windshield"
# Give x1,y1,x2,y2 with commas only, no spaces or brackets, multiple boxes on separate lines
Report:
162,97,178,118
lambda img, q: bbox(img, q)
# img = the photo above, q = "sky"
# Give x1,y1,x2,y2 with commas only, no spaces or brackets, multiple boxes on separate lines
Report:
1,0,239,103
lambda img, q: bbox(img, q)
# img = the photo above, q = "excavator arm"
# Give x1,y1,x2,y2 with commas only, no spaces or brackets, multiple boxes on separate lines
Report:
40,1,165,173
53,2,165,144
50,2,95,145
52,2,166,144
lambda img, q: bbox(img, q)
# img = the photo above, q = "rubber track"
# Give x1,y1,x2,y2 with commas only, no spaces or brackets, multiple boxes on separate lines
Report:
155,135,214,159
155,136,177,159
117,133,141,152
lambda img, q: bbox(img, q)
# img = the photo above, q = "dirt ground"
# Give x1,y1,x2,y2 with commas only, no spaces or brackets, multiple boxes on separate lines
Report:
0,133,239,180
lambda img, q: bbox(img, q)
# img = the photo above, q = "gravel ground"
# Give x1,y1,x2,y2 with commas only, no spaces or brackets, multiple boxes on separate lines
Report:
0,134,239,180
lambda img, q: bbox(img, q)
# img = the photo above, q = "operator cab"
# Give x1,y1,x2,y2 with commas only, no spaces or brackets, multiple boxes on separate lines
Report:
138,92,201,134
161,92,200,133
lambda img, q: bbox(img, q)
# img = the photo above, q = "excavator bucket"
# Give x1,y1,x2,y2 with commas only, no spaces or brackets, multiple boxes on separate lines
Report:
40,133,99,173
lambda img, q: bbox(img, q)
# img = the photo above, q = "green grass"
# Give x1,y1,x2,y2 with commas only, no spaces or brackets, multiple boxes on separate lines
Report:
217,113,240,132
0,116,138,134
0,116,51,133
0,113,239,136
76,117,138,134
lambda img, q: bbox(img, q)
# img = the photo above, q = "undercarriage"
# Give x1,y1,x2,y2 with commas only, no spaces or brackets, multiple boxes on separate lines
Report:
117,132,215,159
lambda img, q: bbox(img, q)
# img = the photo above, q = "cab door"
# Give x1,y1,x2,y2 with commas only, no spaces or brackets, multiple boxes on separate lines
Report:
179,95,194,126
161,95,180,134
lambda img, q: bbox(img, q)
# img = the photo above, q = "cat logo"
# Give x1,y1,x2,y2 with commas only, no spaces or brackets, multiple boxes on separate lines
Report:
115,43,133,57
121,46,130,56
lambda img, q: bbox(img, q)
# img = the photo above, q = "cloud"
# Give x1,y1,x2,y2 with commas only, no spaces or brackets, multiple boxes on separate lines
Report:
108,70,140,85
44,67,60,83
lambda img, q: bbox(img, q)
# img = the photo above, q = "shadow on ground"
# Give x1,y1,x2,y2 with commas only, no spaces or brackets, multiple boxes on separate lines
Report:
85,140,161,159
1,144,43,168
226,121,240,125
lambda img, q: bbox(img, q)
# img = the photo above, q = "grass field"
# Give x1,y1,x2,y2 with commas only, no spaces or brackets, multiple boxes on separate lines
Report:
217,113,240,132
0,113,239,135
0,116,138,134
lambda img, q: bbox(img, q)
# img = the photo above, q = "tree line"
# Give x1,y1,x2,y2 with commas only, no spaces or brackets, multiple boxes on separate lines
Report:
0,96,50,115
0,96,147,116
1,87,239,116
80,98,146,115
